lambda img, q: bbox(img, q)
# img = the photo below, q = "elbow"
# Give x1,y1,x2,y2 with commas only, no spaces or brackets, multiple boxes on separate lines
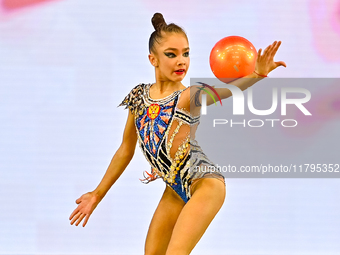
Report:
126,149,135,160
119,142,136,160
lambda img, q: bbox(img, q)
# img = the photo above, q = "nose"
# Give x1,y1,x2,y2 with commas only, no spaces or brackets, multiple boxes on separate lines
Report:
177,55,185,66
177,57,185,66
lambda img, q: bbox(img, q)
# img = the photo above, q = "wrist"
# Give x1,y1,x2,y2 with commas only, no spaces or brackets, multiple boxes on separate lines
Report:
253,70,268,78
92,189,106,201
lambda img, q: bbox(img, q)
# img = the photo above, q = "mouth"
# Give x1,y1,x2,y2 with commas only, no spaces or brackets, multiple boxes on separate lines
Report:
174,69,185,74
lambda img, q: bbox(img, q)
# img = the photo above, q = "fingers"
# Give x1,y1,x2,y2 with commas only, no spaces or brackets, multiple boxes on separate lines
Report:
269,41,281,58
70,209,90,227
69,196,83,220
83,214,91,227
70,211,90,227
76,213,86,226
267,41,277,56
261,41,283,63
262,42,274,57
276,61,287,68
69,208,79,220
70,193,96,227
70,211,81,225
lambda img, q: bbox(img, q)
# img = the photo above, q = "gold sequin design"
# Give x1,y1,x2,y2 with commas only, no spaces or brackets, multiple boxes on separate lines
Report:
165,121,190,184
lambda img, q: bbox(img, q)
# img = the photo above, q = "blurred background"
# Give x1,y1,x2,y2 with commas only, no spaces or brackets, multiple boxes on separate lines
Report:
0,0,339,254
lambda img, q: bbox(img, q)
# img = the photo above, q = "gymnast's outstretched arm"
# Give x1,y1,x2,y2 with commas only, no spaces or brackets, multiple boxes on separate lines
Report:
69,109,137,227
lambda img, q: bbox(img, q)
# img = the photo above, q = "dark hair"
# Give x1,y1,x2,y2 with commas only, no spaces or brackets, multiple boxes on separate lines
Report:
148,13,188,54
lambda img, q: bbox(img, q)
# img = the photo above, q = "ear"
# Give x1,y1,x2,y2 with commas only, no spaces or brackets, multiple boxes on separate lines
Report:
148,53,158,67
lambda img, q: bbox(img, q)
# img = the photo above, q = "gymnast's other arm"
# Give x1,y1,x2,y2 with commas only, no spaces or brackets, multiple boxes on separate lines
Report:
69,109,137,227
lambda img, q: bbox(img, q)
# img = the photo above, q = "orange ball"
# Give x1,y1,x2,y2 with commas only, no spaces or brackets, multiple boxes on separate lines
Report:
209,36,257,83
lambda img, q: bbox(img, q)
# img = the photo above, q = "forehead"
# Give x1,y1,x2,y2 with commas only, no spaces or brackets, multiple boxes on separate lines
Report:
158,32,189,50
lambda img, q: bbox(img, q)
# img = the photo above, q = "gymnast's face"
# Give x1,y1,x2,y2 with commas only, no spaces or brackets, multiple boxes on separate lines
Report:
149,32,190,83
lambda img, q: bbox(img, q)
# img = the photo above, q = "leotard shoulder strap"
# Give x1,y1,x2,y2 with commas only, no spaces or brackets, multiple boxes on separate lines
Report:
117,83,146,115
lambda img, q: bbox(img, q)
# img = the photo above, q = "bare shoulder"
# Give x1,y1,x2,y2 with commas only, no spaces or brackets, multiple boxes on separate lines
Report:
179,85,203,116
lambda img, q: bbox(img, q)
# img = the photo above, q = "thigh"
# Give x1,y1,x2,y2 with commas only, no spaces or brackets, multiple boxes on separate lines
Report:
190,174,225,196
165,177,226,255
145,184,185,255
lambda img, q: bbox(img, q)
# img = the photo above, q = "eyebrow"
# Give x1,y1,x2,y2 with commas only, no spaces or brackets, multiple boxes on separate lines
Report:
164,47,190,51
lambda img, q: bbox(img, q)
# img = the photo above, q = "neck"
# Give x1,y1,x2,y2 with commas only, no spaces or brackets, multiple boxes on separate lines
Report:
153,69,186,93
152,80,184,93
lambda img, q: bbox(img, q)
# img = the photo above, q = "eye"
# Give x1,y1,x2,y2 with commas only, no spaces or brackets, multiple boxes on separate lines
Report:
184,52,190,57
164,52,176,58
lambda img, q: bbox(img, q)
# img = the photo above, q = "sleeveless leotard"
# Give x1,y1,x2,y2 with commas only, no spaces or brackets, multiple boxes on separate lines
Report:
118,83,225,203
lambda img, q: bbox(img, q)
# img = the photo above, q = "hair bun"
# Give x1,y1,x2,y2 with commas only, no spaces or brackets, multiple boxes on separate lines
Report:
152,13,166,31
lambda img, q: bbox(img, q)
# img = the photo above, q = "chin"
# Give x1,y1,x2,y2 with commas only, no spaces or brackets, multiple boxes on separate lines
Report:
174,75,186,81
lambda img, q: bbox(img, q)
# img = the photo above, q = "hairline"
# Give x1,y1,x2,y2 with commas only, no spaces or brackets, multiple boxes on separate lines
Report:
149,30,189,55
164,47,190,51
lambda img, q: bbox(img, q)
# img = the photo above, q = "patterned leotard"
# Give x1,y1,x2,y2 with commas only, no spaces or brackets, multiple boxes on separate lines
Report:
118,83,225,203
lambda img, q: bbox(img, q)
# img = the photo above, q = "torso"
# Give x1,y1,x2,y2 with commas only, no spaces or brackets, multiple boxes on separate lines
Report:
135,83,199,168
120,82,224,203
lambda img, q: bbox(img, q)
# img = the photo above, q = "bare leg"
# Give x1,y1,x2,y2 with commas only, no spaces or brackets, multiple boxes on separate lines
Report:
144,184,185,255
165,177,226,255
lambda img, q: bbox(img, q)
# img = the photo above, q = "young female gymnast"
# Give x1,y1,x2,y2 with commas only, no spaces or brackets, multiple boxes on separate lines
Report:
69,12,286,255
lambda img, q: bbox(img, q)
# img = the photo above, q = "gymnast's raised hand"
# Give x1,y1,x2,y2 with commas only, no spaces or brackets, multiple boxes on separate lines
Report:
254,40,286,76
